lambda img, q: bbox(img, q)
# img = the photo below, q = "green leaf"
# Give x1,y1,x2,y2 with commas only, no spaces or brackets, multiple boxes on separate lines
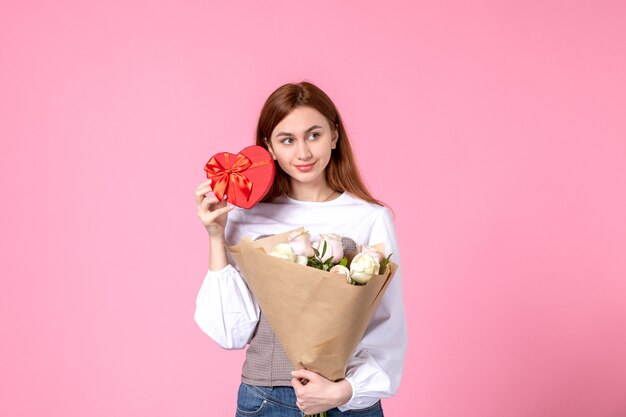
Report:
321,240,327,258
379,253,393,274
349,278,365,286
339,257,348,267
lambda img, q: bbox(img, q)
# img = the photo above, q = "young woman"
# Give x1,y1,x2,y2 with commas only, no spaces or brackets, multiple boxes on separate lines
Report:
194,81,406,417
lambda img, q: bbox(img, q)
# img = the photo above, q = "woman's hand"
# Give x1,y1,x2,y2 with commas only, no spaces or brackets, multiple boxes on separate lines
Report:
291,369,352,415
195,179,235,240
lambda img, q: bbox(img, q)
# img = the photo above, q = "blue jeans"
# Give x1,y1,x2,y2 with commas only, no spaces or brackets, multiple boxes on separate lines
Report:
235,383,384,417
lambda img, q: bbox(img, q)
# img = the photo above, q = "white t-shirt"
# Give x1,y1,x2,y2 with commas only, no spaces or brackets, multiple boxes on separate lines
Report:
194,192,407,411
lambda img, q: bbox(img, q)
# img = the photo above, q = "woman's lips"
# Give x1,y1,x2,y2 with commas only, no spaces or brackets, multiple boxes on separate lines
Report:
294,162,315,172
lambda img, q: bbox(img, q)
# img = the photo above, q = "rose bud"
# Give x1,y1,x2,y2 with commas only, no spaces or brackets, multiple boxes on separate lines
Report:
288,230,314,257
329,264,351,282
313,233,344,263
359,244,385,263
269,243,296,262
349,253,381,284
295,255,309,266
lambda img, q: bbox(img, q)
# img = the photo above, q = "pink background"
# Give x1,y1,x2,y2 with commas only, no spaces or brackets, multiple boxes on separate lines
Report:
1,1,625,416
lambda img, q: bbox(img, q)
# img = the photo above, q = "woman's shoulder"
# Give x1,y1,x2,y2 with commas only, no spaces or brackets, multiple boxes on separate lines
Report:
341,192,391,216
226,198,289,227
228,192,389,223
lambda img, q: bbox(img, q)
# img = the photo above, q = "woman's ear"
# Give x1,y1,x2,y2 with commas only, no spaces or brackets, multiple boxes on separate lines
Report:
331,131,339,149
264,137,277,160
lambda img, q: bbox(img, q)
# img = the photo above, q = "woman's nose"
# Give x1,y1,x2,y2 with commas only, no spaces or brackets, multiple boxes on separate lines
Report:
296,140,312,160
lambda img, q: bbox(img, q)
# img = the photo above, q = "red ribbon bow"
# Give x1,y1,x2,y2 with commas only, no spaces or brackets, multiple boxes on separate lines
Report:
204,153,256,203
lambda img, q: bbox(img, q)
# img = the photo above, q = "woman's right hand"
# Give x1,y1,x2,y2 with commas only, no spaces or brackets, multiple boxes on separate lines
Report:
195,179,235,240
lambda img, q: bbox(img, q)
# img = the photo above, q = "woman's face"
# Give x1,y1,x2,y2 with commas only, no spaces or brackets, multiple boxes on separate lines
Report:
267,106,338,188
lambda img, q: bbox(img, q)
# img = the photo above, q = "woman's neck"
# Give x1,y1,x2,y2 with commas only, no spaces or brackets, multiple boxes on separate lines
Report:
288,180,337,202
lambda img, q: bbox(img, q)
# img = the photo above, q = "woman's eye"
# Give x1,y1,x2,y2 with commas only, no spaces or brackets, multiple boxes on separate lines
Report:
279,133,318,144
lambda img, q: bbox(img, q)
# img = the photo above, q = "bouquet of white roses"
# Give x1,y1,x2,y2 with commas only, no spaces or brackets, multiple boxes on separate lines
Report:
268,230,393,286
228,228,398,382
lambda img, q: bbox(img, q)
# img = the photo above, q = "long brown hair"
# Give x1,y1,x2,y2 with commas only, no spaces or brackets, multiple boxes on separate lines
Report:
255,81,383,206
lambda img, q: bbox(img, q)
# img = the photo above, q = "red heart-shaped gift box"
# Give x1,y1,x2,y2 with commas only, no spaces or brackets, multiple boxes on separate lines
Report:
204,145,276,209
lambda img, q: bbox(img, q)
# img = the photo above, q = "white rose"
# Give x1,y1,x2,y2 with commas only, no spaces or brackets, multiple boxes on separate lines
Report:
329,264,351,282
295,255,309,266
349,253,380,284
313,233,344,263
269,243,296,262
288,230,314,257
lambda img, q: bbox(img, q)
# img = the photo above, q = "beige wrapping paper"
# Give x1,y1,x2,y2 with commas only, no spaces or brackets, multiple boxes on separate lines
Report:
229,228,397,381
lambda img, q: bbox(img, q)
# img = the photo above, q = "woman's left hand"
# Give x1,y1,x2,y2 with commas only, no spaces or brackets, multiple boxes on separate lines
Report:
291,369,352,415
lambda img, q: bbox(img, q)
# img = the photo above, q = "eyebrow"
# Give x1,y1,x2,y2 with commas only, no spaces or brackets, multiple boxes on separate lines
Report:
275,125,323,137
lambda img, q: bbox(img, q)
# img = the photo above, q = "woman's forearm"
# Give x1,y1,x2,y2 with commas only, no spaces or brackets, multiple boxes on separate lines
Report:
209,237,229,271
